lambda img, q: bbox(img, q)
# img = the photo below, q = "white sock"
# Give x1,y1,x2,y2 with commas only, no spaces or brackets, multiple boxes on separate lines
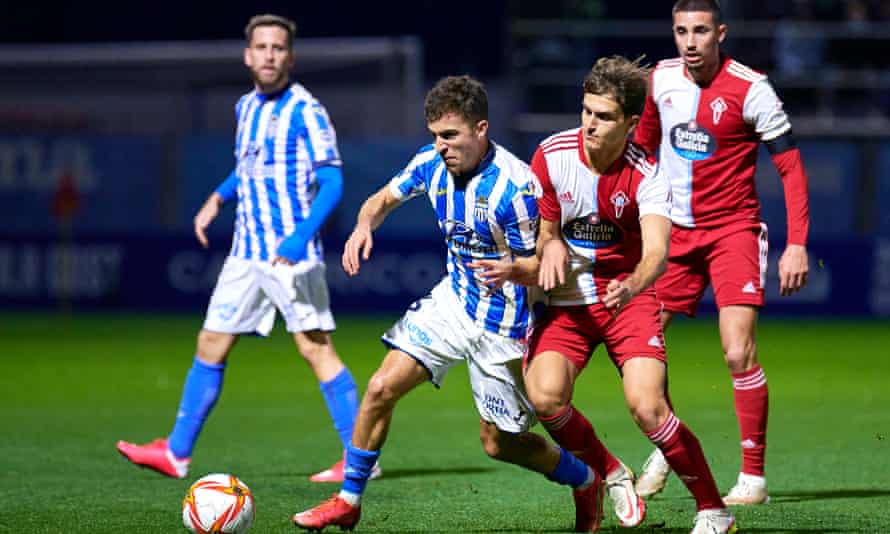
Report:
338,490,361,507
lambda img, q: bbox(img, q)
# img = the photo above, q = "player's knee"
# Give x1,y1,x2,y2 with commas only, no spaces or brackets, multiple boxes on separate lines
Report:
297,341,324,363
724,340,757,373
196,330,231,363
295,333,337,363
527,390,567,419
627,396,668,433
364,372,399,409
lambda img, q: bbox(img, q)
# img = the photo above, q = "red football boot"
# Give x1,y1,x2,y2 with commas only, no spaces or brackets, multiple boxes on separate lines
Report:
116,438,189,479
573,475,605,532
293,494,361,531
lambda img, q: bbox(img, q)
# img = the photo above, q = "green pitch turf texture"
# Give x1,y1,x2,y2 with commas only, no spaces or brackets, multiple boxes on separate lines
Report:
1,313,888,533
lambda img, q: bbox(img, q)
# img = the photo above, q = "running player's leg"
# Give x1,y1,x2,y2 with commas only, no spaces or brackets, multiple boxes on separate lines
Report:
608,292,732,529
709,225,770,504
471,341,605,532
293,349,428,531
294,283,462,530
524,306,643,529
525,307,622,480
638,228,709,497
479,421,605,532
623,357,734,528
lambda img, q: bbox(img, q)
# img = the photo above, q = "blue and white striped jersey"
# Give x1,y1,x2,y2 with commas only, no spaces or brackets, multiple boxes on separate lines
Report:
388,143,539,339
229,82,341,262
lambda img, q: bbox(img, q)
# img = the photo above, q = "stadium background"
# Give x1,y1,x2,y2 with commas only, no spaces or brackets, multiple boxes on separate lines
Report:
1,0,888,316
1,2,889,533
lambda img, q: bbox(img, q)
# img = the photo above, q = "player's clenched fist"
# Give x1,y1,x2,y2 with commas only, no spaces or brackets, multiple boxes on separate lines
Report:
342,226,373,276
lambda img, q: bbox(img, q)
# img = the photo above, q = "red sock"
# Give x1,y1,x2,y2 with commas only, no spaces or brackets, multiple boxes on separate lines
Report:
646,412,724,511
732,364,768,476
538,404,620,478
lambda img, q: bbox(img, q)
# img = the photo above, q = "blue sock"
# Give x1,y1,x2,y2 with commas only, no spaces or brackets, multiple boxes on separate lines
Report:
547,447,591,488
319,368,359,449
168,357,225,459
342,443,380,496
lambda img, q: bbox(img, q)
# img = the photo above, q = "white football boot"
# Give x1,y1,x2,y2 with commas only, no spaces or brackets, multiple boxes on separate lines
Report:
690,508,738,534
723,472,770,505
605,462,646,527
635,448,671,498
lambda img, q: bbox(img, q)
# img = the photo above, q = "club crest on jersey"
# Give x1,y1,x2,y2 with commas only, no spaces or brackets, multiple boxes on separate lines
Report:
670,120,717,161
563,212,621,249
474,195,488,221
710,97,728,124
265,114,279,138
610,191,629,218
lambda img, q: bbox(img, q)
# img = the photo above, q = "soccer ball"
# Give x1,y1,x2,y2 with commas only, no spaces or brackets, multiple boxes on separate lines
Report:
182,473,255,534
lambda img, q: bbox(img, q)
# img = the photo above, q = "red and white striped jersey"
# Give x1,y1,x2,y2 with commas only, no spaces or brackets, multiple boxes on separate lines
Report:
633,55,791,230
531,128,672,306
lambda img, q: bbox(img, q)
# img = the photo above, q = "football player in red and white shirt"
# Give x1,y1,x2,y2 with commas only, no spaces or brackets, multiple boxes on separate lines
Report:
525,56,736,534
632,0,811,507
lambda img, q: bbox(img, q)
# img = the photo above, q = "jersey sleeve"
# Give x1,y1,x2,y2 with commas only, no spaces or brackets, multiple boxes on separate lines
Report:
498,175,539,257
299,100,343,168
636,160,673,219
743,78,791,142
387,145,438,202
632,72,662,153
530,147,561,222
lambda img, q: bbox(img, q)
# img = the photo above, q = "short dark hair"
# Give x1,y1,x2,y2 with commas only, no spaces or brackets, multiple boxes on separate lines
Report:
245,14,297,48
582,56,650,118
424,75,488,125
672,0,723,25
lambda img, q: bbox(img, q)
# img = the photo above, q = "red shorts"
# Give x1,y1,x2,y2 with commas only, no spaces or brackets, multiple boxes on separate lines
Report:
527,289,666,371
655,222,768,317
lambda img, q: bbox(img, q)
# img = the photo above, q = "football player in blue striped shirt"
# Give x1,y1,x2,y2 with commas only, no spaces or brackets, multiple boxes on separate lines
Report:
116,14,376,484
294,75,609,533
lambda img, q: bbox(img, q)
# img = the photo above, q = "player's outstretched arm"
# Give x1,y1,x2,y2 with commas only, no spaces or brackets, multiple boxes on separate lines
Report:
604,213,671,311
537,219,568,291
342,186,401,276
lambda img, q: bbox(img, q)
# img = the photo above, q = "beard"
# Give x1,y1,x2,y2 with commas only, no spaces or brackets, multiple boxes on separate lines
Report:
251,66,289,93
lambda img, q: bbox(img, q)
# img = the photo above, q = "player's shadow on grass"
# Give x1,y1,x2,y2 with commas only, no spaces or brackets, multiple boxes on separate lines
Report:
363,465,497,480
639,529,847,533
286,465,497,479
345,526,851,533
769,488,890,503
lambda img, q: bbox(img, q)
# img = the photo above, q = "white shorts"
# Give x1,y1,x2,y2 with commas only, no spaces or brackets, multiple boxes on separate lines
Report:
382,278,535,433
203,256,335,336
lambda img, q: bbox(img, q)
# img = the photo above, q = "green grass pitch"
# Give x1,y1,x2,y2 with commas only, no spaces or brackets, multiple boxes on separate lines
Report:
1,313,888,533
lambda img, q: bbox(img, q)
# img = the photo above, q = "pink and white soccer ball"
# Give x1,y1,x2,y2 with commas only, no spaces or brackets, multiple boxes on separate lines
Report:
182,473,255,534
